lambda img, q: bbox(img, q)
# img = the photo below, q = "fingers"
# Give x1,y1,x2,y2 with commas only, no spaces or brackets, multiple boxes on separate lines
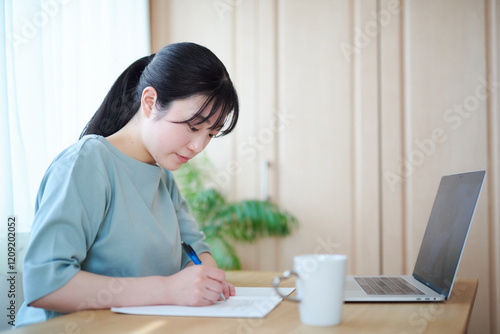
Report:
220,282,235,300
177,266,235,305
200,266,227,298
204,276,225,300
204,266,226,283
200,267,236,300
189,266,226,304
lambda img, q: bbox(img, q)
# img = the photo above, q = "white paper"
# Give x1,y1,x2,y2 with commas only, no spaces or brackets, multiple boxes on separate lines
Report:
111,287,295,318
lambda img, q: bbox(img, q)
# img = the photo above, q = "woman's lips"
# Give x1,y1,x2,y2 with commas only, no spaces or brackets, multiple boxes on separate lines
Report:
176,154,190,163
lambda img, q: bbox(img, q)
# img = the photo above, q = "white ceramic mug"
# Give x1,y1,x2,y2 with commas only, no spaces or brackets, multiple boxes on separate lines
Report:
273,254,347,326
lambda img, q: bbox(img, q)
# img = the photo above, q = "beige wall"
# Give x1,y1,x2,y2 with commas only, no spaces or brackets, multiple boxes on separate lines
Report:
149,0,500,332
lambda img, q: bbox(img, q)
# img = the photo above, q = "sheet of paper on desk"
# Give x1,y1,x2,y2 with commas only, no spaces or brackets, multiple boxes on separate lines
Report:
111,287,295,318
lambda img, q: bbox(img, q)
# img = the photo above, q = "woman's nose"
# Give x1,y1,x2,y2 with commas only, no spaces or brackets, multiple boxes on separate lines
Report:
187,135,209,154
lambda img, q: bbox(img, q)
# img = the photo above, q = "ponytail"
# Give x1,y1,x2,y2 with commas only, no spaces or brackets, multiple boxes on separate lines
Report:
81,42,239,139
80,54,154,138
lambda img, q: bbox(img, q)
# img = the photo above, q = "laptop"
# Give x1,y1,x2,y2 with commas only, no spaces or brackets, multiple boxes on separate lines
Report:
344,170,486,302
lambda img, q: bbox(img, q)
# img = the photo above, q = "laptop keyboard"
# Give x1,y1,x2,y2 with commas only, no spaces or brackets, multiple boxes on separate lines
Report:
354,277,425,295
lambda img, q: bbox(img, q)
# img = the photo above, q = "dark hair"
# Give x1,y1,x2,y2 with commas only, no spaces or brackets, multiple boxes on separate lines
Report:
80,42,239,138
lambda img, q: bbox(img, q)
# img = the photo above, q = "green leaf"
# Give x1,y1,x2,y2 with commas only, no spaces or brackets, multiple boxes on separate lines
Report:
205,235,241,270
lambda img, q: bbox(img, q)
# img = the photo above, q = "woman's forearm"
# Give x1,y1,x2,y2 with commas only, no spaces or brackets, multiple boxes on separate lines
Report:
29,270,165,313
30,264,230,313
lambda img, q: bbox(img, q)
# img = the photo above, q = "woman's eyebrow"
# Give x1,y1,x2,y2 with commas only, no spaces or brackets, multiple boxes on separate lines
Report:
191,114,225,131
191,115,211,125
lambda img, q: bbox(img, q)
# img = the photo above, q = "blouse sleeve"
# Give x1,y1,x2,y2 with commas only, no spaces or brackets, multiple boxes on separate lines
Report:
22,146,110,305
167,173,211,268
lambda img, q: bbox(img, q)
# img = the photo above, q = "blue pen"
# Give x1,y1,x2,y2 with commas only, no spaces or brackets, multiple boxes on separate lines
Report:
181,241,227,301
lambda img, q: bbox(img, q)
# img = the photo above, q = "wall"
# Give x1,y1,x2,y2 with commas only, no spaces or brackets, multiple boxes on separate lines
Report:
149,0,500,332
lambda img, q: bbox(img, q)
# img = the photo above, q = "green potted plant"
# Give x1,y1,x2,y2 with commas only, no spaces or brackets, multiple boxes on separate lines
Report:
174,155,298,270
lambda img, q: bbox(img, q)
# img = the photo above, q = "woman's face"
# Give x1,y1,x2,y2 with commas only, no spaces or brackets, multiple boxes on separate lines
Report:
141,95,222,171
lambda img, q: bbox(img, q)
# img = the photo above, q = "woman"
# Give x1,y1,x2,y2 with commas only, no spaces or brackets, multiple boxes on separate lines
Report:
16,42,239,326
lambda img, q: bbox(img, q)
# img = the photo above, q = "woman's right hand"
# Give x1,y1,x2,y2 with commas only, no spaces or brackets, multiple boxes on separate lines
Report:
161,265,228,306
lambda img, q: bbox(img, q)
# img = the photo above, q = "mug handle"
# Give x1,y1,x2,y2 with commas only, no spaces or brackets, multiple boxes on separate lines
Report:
272,270,300,302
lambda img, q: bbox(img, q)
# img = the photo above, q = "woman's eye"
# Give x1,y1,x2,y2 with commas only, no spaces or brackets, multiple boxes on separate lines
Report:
209,130,221,139
188,124,198,132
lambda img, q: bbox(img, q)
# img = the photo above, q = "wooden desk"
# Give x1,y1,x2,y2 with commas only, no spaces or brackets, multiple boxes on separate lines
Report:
4,271,477,334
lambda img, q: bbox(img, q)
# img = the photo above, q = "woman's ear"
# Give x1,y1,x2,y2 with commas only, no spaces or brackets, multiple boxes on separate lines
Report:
141,86,158,119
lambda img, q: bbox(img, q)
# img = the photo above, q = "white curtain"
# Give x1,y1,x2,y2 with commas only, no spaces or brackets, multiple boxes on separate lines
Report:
1,0,150,237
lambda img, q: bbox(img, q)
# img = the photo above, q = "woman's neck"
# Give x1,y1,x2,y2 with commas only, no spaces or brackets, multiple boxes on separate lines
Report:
105,121,155,165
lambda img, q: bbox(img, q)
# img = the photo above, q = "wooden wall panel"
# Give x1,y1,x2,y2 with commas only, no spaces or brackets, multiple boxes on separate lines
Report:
275,0,359,272
486,1,500,333
380,0,406,275
149,0,171,53
230,0,261,270
350,0,382,275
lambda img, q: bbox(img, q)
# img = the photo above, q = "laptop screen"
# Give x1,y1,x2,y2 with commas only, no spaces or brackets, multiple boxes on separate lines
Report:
412,170,485,298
